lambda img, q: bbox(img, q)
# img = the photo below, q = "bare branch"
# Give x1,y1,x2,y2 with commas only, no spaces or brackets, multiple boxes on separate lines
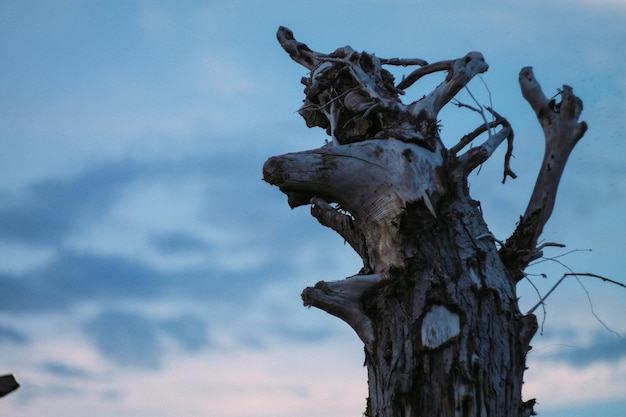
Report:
380,57,429,67
396,59,454,90
535,242,566,251
450,118,507,155
276,26,324,69
500,68,587,279
302,274,382,352
519,67,588,222
456,120,514,180
406,52,489,120
310,196,369,268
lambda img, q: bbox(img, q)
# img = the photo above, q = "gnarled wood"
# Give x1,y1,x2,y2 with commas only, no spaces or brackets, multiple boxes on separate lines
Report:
500,68,587,281
263,139,445,273
302,274,382,351
264,27,586,417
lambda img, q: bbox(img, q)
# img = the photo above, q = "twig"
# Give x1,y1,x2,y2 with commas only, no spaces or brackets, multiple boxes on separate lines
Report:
524,275,548,334
572,274,621,337
450,119,507,155
464,85,490,135
530,248,591,266
478,75,494,124
526,272,626,315
535,242,566,251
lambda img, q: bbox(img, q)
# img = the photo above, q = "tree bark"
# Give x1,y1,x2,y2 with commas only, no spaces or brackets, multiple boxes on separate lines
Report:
264,27,585,417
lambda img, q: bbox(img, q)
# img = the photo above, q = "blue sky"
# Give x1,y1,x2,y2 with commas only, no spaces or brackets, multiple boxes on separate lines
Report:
1,1,625,416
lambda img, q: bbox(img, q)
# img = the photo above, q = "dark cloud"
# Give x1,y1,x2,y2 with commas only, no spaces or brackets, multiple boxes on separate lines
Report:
0,252,163,313
40,361,91,379
0,246,291,314
83,310,163,369
43,251,162,300
83,309,211,369
151,231,209,254
0,162,140,245
0,150,343,368
0,323,29,344
159,314,211,351
544,332,626,368
0,148,299,251
561,333,626,368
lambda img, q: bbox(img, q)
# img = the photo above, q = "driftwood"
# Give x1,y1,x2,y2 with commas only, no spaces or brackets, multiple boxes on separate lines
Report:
0,374,19,398
264,27,586,417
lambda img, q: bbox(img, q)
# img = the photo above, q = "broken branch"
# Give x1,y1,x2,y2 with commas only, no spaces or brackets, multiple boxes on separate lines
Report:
406,52,489,120
302,274,382,351
519,67,588,222
500,68,587,280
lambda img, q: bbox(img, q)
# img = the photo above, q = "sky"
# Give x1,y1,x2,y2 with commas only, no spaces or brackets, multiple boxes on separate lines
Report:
0,1,625,416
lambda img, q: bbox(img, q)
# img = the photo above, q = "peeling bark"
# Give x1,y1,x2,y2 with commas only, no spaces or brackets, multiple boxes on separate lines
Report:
264,27,586,417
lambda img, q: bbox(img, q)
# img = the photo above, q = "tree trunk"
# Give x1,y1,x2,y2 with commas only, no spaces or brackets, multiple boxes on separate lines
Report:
361,196,535,417
264,27,585,417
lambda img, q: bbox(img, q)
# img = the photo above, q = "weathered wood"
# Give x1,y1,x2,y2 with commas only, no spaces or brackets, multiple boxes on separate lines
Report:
264,27,586,417
302,274,382,351
0,374,19,398
263,139,446,273
500,68,587,281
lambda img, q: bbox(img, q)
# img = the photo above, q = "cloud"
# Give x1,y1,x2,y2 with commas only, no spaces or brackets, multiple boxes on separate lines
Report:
524,358,626,408
159,314,211,352
547,332,626,368
0,251,163,313
0,162,140,246
0,248,284,315
0,323,29,345
82,309,211,369
82,310,164,369
151,231,209,254
39,361,91,379
0,148,303,305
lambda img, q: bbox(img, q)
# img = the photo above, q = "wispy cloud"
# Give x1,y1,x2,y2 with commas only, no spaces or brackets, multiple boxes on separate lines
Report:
0,162,140,245
543,332,626,368
40,361,92,380
1,1,625,417
0,323,29,345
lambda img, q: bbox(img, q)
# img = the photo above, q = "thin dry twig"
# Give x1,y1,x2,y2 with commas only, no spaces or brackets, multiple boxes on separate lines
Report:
524,274,548,334
526,272,626,316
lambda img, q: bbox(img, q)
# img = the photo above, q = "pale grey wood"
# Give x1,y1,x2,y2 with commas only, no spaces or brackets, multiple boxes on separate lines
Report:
264,27,586,417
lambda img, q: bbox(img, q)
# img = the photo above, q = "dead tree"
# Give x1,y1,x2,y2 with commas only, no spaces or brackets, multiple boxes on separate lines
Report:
263,27,587,417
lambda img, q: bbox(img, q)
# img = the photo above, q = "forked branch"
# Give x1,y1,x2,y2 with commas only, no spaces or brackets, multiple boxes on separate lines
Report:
405,52,489,121
454,108,516,182
500,68,587,280
526,272,626,315
519,67,587,222
276,27,491,150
